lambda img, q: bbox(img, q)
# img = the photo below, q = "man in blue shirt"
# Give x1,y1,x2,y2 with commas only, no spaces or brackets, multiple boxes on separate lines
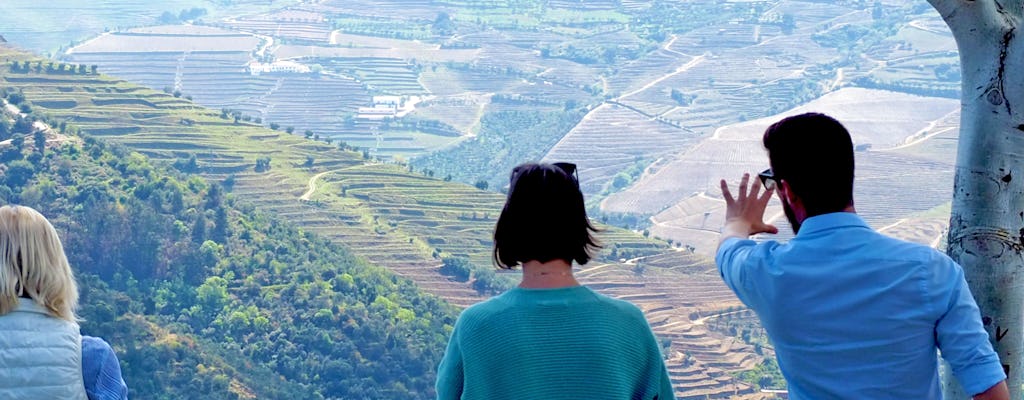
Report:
716,113,1008,399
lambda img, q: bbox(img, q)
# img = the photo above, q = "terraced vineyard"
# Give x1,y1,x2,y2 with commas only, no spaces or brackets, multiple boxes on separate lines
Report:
62,26,472,158
0,0,297,53
1,0,965,396
602,87,959,255
542,103,703,196
318,57,427,95
220,9,333,43
584,251,764,399
1,51,766,398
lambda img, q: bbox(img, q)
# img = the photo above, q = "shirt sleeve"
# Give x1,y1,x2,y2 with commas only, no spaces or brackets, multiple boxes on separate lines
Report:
715,236,759,307
435,323,464,400
81,336,129,400
932,259,1006,396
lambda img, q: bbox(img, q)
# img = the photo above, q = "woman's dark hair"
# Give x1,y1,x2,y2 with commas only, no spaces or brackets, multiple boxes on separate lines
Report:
763,112,855,217
493,163,601,269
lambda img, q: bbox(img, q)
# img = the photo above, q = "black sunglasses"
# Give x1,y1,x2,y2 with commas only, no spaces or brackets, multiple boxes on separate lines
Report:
509,162,579,183
553,162,578,181
758,168,778,189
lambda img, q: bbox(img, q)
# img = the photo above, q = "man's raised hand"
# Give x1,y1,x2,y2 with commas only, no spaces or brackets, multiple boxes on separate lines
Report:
719,173,778,240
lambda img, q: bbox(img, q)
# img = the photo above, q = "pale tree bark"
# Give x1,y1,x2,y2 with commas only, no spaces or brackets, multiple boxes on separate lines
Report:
927,0,1024,398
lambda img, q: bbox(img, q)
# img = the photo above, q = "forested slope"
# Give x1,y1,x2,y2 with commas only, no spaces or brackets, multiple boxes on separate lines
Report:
0,106,457,399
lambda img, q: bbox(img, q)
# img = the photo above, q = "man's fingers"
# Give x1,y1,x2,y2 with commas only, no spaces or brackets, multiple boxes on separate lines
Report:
738,173,749,200
752,222,779,235
720,179,735,206
759,184,774,203
750,177,762,199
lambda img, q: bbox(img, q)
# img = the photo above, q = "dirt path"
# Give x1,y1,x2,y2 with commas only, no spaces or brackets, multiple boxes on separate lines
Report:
616,54,706,101
300,171,329,201
880,109,959,151
661,34,692,58
930,231,946,249
693,309,748,326
0,99,78,147
877,218,909,233
829,67,845,91
908,19,948,35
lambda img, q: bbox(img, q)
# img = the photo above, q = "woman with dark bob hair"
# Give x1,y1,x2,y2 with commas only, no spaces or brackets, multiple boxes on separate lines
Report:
436,163,675,400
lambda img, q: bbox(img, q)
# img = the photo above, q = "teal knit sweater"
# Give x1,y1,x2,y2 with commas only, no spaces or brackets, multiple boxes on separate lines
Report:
436,285,676,400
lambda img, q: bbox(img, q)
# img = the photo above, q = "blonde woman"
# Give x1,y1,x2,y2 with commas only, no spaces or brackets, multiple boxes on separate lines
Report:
0,205,128,400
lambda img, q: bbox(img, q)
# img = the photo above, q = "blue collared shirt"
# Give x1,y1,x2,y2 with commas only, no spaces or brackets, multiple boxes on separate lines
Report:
717,212,1005,399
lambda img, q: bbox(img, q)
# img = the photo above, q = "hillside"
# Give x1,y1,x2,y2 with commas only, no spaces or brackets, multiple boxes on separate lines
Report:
605,88,959,255
1,45,772,399
39,0,960,201
0,96,458,398
0,0,971,397
0,0,300,53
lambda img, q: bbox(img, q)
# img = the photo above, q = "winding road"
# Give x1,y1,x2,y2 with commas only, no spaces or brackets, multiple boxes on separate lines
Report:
300,171,329,201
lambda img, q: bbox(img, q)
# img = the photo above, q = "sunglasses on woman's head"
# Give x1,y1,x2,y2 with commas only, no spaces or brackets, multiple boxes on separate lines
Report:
553,162,578,181
510,163,578,181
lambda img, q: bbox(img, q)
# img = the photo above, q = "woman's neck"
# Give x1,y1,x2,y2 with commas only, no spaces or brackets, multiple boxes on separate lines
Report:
518,259,580,289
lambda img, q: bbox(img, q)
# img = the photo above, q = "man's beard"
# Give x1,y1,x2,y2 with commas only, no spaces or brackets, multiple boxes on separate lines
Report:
782,198,801,234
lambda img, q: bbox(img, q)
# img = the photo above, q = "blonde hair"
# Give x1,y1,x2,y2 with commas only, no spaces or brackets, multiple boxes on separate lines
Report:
0,205,79,322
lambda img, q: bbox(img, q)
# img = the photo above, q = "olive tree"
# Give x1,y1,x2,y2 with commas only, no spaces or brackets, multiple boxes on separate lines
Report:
927,0,1023,397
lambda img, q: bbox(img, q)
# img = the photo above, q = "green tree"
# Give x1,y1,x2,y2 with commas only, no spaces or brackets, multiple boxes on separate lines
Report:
211,207,229,244
439,257,472,282
196,276,229,313
32,131,46,155
192,211,207,243
2,160,34,188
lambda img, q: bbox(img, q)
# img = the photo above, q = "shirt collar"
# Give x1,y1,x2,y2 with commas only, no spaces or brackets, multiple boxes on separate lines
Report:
796,212,870,237
14,298,49,315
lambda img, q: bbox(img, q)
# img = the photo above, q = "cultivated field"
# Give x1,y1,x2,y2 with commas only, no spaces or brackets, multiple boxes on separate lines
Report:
63,26,469,159
602,87,958,254
68,26,260,53
0,0,297,53
275,44,480,63
542,103,703,196
220,9,334,43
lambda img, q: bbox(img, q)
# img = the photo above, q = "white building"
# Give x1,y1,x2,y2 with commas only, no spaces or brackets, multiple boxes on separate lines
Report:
247,60,311,76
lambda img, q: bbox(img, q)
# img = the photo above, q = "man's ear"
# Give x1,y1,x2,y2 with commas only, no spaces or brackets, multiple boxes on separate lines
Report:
779,180,800,208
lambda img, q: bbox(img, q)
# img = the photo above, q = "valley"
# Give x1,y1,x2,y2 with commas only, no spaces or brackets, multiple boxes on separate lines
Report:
0,0,966,398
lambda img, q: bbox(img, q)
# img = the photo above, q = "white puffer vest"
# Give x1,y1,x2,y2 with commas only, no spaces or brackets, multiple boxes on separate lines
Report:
0,299,88,400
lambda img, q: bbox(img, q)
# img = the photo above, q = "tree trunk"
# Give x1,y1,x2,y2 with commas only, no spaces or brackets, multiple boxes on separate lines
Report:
928,0,1023,398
